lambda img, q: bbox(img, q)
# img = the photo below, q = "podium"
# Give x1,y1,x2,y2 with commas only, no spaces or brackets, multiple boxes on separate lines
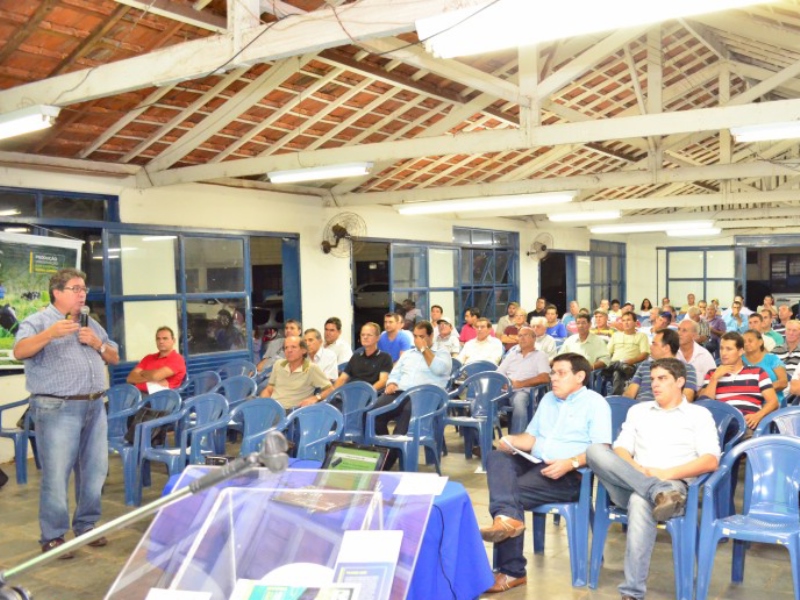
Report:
105,467,436,600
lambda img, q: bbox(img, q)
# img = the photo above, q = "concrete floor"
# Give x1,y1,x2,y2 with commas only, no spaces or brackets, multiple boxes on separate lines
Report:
0,430,796,600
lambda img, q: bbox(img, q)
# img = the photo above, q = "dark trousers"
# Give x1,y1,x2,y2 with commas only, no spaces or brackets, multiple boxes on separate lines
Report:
601,362,636,395
371,391,411,470
486,450,582,577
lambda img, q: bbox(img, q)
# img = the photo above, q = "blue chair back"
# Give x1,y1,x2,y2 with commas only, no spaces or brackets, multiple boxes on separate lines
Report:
461,371,511,418
146,389,183,413
327,381,377,442
458,360,497,379
284,403,343,462
230,398,287,455
604,395,637,438
106,384,142,441
753,405,800,437
216,375,257,409
694,398,747,452
218,359,257,380
181,370,221,399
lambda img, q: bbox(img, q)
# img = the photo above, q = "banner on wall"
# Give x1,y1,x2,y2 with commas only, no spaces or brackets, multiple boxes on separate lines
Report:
0,232,83,371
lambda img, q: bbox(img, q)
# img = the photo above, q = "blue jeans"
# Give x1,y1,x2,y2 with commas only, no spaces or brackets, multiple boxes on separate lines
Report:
499,389,533,434
32,396,108,543
486,450,581,577
586,444,687,600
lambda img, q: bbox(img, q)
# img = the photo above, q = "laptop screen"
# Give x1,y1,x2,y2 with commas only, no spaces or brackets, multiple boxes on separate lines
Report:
321,442,388,473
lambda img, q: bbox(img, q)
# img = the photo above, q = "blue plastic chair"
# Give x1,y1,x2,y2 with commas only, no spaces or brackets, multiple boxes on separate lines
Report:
226,398,287,456
0,398,39,484
457,360,497,379
105,384,142,445
216,375,257,411
363,385,448,474
217,359,256,380
696,436,800,600
283,403,343,462
694,399,747,452
443,372,511,470
753,405,800,437
138,393,229,498
108,389,181,506
326,381,377,443
179,370,221,400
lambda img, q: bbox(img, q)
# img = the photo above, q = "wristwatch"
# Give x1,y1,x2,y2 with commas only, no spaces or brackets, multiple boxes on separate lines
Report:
315,393,322,402
570,457,580,470
98,343,107,355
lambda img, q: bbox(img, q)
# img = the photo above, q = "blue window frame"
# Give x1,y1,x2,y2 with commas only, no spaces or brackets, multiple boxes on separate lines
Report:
658,246,736,307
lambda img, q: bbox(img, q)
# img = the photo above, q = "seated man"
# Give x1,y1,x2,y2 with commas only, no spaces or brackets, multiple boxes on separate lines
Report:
331,322,392,397
495,301,519,338
686,307,709,345
773,319,800,380
323,317,353,364
431,317,461,357
723,300,748,333
257,319,301,371
378,312,413,363
401,298,422,330
530,317,557,360
601,312,650,395
496,326,550,434
625,328,698,402
699,331,779,431
560,313,610,371
544,304,567,339
371,321,452,470
259,336,333,409
587,358,720,600
591,309,615,339
431,304,459,341
126,326,187,393
759,308,785,349
703,304,727,357
304,328,339,381
480,353,611,594
500,306,528,351
525,296,547,322
676,318,717,382
774,304,793,336
458,317,504,366
747,313,776,351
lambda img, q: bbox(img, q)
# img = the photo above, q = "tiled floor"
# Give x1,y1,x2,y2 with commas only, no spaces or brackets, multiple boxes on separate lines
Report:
0,432,796,600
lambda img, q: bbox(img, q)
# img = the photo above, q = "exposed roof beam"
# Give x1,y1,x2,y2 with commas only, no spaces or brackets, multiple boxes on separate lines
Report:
542,206,800,227
0,0,481,112
147,97,800,187
114,0,227,33
0,151,140,177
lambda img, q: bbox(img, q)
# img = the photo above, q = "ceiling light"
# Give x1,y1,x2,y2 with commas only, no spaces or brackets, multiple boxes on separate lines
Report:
3,227,29,233
0,209,21,217
730,121,800,142
0,105,60,141
394,192,575,215
141,235,178,241
267,162,373,184
589,220,715,234
549,210,621,223
417,0,771,58
667,227,722,237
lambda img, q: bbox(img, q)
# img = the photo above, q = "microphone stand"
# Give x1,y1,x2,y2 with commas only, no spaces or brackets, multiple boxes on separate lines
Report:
0,445,288,600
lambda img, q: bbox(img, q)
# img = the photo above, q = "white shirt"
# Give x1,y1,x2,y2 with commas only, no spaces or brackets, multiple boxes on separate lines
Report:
324,338,353,365
458,336,504,365
535,334,557,359
614,399,721,474
677,342,717,382
311,346,339,380
433,333,461,356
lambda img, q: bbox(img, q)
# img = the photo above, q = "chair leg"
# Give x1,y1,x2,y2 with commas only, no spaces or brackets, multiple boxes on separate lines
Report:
562,506,587,587
533,513,547,554
731,539,747,583
696,530,721,600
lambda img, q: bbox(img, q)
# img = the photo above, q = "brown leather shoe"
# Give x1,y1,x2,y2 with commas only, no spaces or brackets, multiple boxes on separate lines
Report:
480,515,526,543
79,528,108,547
652,490,687,521
485,572,527,593
41,537,75,560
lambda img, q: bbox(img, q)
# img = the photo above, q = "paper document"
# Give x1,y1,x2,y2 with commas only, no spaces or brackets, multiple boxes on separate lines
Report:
146,382,169,395
334,530,403,600
500,437,542,464
393,473,448,496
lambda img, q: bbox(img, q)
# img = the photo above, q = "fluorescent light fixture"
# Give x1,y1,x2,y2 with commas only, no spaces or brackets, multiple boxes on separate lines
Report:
395,192,575,215
549,210,621,223
730,121,800,142
0,105,60,140
590,220,715,234
667,227,722,237
416,0,771,58
3,227,28,233
267,162,373,184
0,209,21,217
141,235,178,241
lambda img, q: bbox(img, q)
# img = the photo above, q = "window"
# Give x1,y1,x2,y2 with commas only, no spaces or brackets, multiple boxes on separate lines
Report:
663,247,735,305
579,240,625,309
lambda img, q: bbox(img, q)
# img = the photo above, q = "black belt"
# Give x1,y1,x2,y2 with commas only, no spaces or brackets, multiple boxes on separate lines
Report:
44,392,105,401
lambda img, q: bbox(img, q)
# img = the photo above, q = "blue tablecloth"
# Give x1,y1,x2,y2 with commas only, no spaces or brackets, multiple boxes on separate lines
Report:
163,463,493,599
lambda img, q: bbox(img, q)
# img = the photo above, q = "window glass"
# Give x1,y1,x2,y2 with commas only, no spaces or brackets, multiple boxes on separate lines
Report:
706,281,735,306
111,300,181,362
184,237,244,293
392,244,427,288
669,281,703,306
668,251,704,279
493,288,510,320
109,234,178,295
429,290,458,321
471,229,493,246
577,287,592,312
187,298,247,354
392,292,428,329
49,228,104,290
429,248,457,287
495,251,510,284
474,251,494,284
658,248,667,299
0,190,36,217
42,195,106,220
707,250,735,278
576,255,591,285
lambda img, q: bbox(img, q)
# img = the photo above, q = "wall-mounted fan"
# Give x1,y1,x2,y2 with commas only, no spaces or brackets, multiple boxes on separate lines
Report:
526,232,553,261
321,212,367,257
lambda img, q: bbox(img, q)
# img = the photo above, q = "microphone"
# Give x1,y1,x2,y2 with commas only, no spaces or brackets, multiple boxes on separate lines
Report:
79,306,90,328
330,457,343,469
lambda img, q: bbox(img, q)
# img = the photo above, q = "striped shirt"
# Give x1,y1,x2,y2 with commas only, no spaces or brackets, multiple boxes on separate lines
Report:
772,343,800,379
703,365,773,414
631,359,698,402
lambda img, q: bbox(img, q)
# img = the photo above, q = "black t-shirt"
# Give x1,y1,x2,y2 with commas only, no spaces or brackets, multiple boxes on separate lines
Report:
344,349,393,386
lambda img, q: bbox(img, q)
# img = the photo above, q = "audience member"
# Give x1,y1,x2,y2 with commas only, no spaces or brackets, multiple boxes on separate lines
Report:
723,300,748,334
460,307,481,343
743,329,787,406
562,300,581,335
544,304,567,339
676,318,717,382
560,313,610,370
260,336,332,408
496,326,550,434
530,317,557,360
371,321,451,470
759,308,785,348
378,312,412,363
757,293,778,318
747,313,775,351
774,304,793,336
721,295,753,320
331,322,392,393
773,319,800,380
591,309,615,339
686,307,709,345
625,329,698,402
432,317,461,357
495,302,519,338
479,353,611,594
304,328,339,381
458,317,504,365
699,332,778,431
323,317,353,364
600,312,650,395
401,298,422,330
500,307,528,351
679,293,696,315
608,299,622,321
587,358,719,600
525,297,547,322
258,319,301,371
126,326,186,393
639,298,653,318
703,304,726,357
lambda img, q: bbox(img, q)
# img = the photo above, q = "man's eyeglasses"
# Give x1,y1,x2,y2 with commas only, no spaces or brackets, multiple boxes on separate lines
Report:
61,286,89,294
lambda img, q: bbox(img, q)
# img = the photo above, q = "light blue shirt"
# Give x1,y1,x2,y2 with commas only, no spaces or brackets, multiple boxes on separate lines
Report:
388,346,452,390
15,304,118,395
526,386,612,461
723,314,748,333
